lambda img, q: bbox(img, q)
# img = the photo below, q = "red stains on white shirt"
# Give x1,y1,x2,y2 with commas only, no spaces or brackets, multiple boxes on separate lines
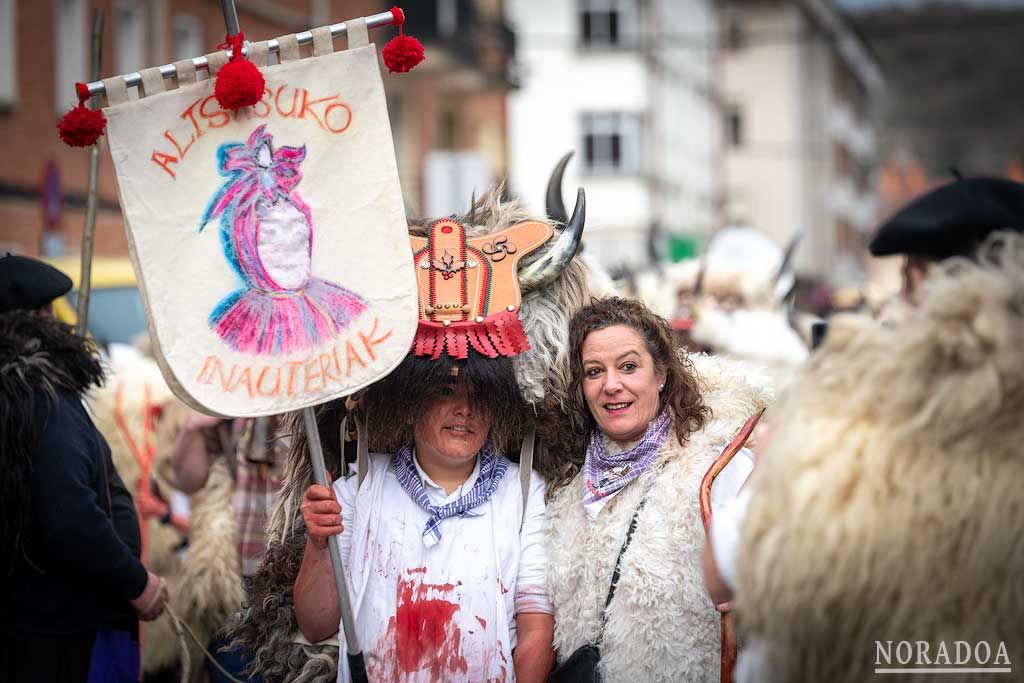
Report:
331,451,552,682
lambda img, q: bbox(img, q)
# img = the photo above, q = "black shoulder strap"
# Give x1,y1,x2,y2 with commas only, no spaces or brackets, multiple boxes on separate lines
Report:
598,494,648,643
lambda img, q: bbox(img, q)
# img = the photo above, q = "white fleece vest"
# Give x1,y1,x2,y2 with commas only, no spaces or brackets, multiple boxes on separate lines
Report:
546,355,771,683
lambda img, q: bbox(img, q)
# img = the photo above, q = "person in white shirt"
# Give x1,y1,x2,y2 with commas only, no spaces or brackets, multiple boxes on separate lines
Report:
294,375,554,683
228,179,593,681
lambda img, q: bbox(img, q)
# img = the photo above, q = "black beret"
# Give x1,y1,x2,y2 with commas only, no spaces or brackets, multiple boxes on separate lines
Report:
869,177,1024,260
0,254,73,313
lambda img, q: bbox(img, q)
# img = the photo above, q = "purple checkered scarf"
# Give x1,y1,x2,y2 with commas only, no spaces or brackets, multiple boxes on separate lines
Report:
582,408,672,509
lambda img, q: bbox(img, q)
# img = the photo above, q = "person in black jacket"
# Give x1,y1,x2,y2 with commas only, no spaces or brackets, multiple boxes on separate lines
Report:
0,254,168,682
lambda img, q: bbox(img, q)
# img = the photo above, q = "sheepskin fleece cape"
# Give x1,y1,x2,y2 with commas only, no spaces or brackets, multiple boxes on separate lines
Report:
738,232,1024,683
148,398,243,682
547,354,772,683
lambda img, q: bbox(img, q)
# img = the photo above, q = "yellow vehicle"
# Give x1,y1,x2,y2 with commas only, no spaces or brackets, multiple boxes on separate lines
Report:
44,256,149,350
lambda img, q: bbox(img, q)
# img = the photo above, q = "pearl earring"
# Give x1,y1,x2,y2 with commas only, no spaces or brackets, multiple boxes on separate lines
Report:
659,384,664,391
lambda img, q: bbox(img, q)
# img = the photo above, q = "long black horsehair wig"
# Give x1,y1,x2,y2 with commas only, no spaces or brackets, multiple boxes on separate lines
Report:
0,311,104,575
360,350,527,455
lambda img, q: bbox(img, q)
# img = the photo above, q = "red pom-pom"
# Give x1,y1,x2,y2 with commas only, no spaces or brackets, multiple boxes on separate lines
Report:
215,59,266,111
383,34,425,73
57,103,107,147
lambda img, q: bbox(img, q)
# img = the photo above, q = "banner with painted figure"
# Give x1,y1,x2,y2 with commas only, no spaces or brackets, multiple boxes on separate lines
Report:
102,22,418,416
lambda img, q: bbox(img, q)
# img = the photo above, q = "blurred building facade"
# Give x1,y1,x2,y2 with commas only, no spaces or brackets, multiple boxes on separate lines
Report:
0,0,515,258
717,0,883,288
394,0,516,217
506,0,883,289
506,0,719,268
1,0,889,298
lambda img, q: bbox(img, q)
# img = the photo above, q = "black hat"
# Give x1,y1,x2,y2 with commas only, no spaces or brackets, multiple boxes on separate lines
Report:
869,177,1024,260
0,254,73,313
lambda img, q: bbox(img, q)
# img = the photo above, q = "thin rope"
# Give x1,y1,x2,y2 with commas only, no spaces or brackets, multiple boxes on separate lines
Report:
164,603,247,683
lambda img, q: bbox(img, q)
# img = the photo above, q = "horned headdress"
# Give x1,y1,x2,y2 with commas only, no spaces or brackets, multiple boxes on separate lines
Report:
227,156,601,682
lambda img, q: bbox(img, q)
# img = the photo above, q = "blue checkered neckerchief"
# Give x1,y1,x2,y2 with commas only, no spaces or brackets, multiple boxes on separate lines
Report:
392,442,509,548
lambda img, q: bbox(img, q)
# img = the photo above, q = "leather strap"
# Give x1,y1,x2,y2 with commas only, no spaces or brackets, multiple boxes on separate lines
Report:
247,41,270,67
345,17,369,49
173,59,197,86
311,26,333,56
139,67,165,98
205,49,228,75
102,76,128,106
519,426,535,529
355,412,368,488
597,493,648,645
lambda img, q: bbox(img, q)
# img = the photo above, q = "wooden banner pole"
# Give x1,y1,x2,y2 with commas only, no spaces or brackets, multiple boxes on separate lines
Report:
75,8,104,337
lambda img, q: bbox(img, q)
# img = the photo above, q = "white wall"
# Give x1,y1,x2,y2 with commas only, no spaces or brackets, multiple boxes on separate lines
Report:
648,0,717,238
507,0,716,269
721,3,804,252
720,0,875,285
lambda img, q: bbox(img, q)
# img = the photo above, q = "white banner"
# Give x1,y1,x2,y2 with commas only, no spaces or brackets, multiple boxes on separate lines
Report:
103,26,417,416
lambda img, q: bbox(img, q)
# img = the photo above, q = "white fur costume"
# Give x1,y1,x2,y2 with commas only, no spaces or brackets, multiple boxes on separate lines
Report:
546,354,772,682
738,232,1024,683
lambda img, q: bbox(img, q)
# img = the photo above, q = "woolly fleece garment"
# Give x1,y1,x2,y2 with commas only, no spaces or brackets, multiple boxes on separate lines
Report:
738,232,1024,683
546,354,772,683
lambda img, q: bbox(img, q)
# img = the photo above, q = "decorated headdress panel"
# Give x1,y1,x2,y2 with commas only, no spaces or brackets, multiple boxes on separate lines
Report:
360,171,591,451
406,167,586,361
407,218,550,359
382,157,591,413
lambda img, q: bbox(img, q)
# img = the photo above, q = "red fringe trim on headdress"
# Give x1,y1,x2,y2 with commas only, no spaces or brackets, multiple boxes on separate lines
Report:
411,309,530,360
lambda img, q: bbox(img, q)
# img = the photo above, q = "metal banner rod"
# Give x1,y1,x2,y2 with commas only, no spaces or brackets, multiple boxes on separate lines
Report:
76,7,105,337
303,407,367,682
220,0,241,38
216,0,367,671
80,10,397,98
216,1,367,675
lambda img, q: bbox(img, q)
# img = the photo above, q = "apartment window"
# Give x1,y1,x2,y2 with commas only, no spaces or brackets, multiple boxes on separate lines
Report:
438,0,458,38
440,107,458,149
173,14,203,62
724,105,743,147
579,0,638,48
55,0,87,114
723,18,746,50
0,0,15,107
580,112,642,174
117,0,146,75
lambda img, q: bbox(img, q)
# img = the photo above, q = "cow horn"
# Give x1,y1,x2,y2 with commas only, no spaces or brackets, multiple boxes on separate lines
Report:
545,152,574,224
520,187,586,293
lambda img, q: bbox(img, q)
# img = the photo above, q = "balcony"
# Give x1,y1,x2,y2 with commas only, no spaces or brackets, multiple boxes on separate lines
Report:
403,0,516,87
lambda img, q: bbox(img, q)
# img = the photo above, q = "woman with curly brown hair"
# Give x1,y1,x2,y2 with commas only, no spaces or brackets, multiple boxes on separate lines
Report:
544,297,771,683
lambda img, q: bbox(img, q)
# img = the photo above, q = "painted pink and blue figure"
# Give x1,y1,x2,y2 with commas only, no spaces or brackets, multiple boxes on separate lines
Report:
200,124,366,355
